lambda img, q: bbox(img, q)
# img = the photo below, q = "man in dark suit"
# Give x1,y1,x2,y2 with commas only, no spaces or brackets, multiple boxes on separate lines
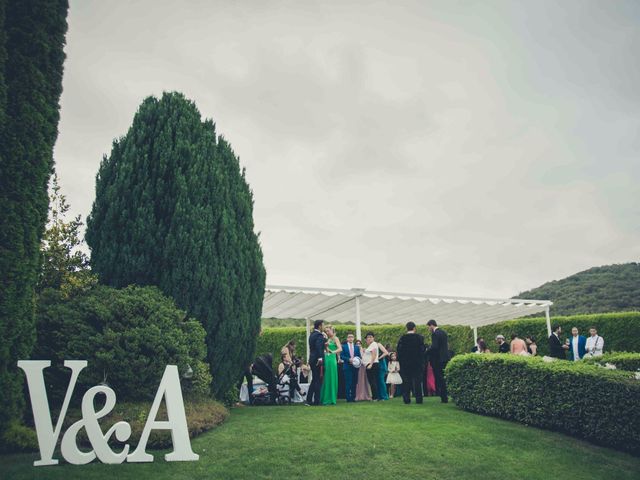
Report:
339,333,361,402
425,319,449,403
396,321,426,404
306,319,326,406
548,324,568,359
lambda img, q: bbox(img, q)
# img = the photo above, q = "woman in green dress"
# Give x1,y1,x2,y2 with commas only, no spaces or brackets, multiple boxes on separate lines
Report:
320,326,342,405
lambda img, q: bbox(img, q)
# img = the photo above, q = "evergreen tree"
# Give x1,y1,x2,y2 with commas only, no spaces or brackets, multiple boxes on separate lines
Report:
86,92,265,397
0,0,68,433
38,174,97,296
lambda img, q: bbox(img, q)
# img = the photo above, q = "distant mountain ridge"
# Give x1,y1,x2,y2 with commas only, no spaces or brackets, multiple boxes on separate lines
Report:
515,263,640,316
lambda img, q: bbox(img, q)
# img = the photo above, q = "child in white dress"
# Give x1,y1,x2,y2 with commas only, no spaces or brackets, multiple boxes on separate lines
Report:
386,351,402,398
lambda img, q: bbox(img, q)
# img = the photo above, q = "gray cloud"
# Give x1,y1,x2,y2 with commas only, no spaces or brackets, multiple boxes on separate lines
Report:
54,0,640,300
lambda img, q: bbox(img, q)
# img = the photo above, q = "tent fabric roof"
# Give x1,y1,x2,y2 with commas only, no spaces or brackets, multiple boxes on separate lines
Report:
263,285,552,328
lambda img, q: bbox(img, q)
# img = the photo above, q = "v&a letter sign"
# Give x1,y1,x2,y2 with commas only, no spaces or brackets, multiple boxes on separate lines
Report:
17,360,199,466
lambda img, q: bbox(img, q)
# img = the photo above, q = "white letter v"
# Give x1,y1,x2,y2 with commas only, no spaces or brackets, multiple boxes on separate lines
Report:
18,360,87,466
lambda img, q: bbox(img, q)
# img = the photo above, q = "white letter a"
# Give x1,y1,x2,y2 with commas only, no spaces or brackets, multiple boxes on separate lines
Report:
127,365,199,462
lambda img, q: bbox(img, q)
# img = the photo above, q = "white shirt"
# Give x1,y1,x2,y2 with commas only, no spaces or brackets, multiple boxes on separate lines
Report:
363,341,379,366
585,335,604,356
572,336,580,361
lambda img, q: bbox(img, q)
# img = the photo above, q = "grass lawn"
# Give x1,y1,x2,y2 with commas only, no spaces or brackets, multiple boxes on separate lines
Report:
2,397,639,479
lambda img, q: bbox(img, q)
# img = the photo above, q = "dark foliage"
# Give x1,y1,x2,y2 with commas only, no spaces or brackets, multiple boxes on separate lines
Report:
478,311,640,356
257,324,473,368
516,263,640,316
582,352,640,372
0,0,68,435
446,354,640,455
86,92,265,397
33,285,211,403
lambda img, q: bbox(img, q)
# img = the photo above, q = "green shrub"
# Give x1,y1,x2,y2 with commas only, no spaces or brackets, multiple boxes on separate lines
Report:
257,324,473,367
446,354,640,454
477,311,640,356
258,312,640,368
54,398,229,451
582,352,640,372
34,285,211,404
0,422,39,453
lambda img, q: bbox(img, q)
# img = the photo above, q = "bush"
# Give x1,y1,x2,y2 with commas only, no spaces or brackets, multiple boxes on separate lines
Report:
64,398,229,450
257,311,640,369
257,324,473,367
582,352,640,372
0,422,39,453
477,311,640,356
34,285,211,404
446,354,640,454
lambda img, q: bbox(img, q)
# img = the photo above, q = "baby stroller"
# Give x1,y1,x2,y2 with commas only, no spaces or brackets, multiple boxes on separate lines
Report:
250,354,292,406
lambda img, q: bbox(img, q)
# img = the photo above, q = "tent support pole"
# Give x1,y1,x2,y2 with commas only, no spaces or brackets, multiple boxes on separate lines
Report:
473,326,478,346
545,306,552,336
355,296,362,341
305,317,311,361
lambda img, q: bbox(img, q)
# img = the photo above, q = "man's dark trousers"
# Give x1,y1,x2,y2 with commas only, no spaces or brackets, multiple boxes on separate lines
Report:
400,368,423,404
431,360,448,403
307,363,322,405
344,364,358,402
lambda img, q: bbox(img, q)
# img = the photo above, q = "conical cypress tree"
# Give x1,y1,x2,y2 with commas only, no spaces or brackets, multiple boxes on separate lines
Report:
0,0,68,433
86,92,266,397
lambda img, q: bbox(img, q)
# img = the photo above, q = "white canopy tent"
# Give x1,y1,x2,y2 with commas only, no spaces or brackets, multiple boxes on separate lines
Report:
263,285,553,359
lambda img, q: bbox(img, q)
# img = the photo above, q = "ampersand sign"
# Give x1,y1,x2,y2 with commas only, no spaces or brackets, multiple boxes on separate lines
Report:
61,385,132,465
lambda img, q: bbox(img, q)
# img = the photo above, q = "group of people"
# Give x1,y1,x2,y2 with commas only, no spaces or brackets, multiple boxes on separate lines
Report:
305,319,450,406
548,325,604,360
472,325,605,361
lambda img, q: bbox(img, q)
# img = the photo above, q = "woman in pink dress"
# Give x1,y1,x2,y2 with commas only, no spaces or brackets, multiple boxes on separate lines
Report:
354,339,371,401
510,334,529,355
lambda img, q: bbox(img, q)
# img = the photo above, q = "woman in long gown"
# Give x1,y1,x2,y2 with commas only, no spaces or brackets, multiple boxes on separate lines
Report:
354,339,371,401
356,340,371,402
320,326,342,405
377,343,390,400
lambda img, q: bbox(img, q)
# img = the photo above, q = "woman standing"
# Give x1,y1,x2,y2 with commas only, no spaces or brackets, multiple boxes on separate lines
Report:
354,339,371,401
362,332,381,400
525,336,537,356
320,326,342,405
377,343,390,400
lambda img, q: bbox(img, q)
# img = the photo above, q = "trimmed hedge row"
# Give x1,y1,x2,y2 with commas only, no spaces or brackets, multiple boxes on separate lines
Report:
446,354,640,454
256,324,473,366
582,352,640,372
477,311,640,356
257,312,640,366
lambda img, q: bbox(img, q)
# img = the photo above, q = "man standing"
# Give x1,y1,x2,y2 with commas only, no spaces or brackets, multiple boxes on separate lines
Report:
340,333,361,402
584,327,604,358
568,327,586,361
425,319,449,403
396,321,426,404
496,335,509,353
548,324,568,359
306,319,325,406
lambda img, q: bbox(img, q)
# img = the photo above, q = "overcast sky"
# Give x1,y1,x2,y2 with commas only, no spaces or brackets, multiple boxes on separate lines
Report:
54,0,640,298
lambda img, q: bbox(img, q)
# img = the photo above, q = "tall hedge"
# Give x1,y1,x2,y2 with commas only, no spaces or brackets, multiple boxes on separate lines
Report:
477,311,640,355
258,311,640,367
257,324,474,367
0,0,68,434
446,354,640,454
86,92,265,397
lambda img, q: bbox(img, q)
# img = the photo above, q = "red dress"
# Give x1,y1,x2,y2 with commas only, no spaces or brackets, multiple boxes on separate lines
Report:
425,362,437,396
